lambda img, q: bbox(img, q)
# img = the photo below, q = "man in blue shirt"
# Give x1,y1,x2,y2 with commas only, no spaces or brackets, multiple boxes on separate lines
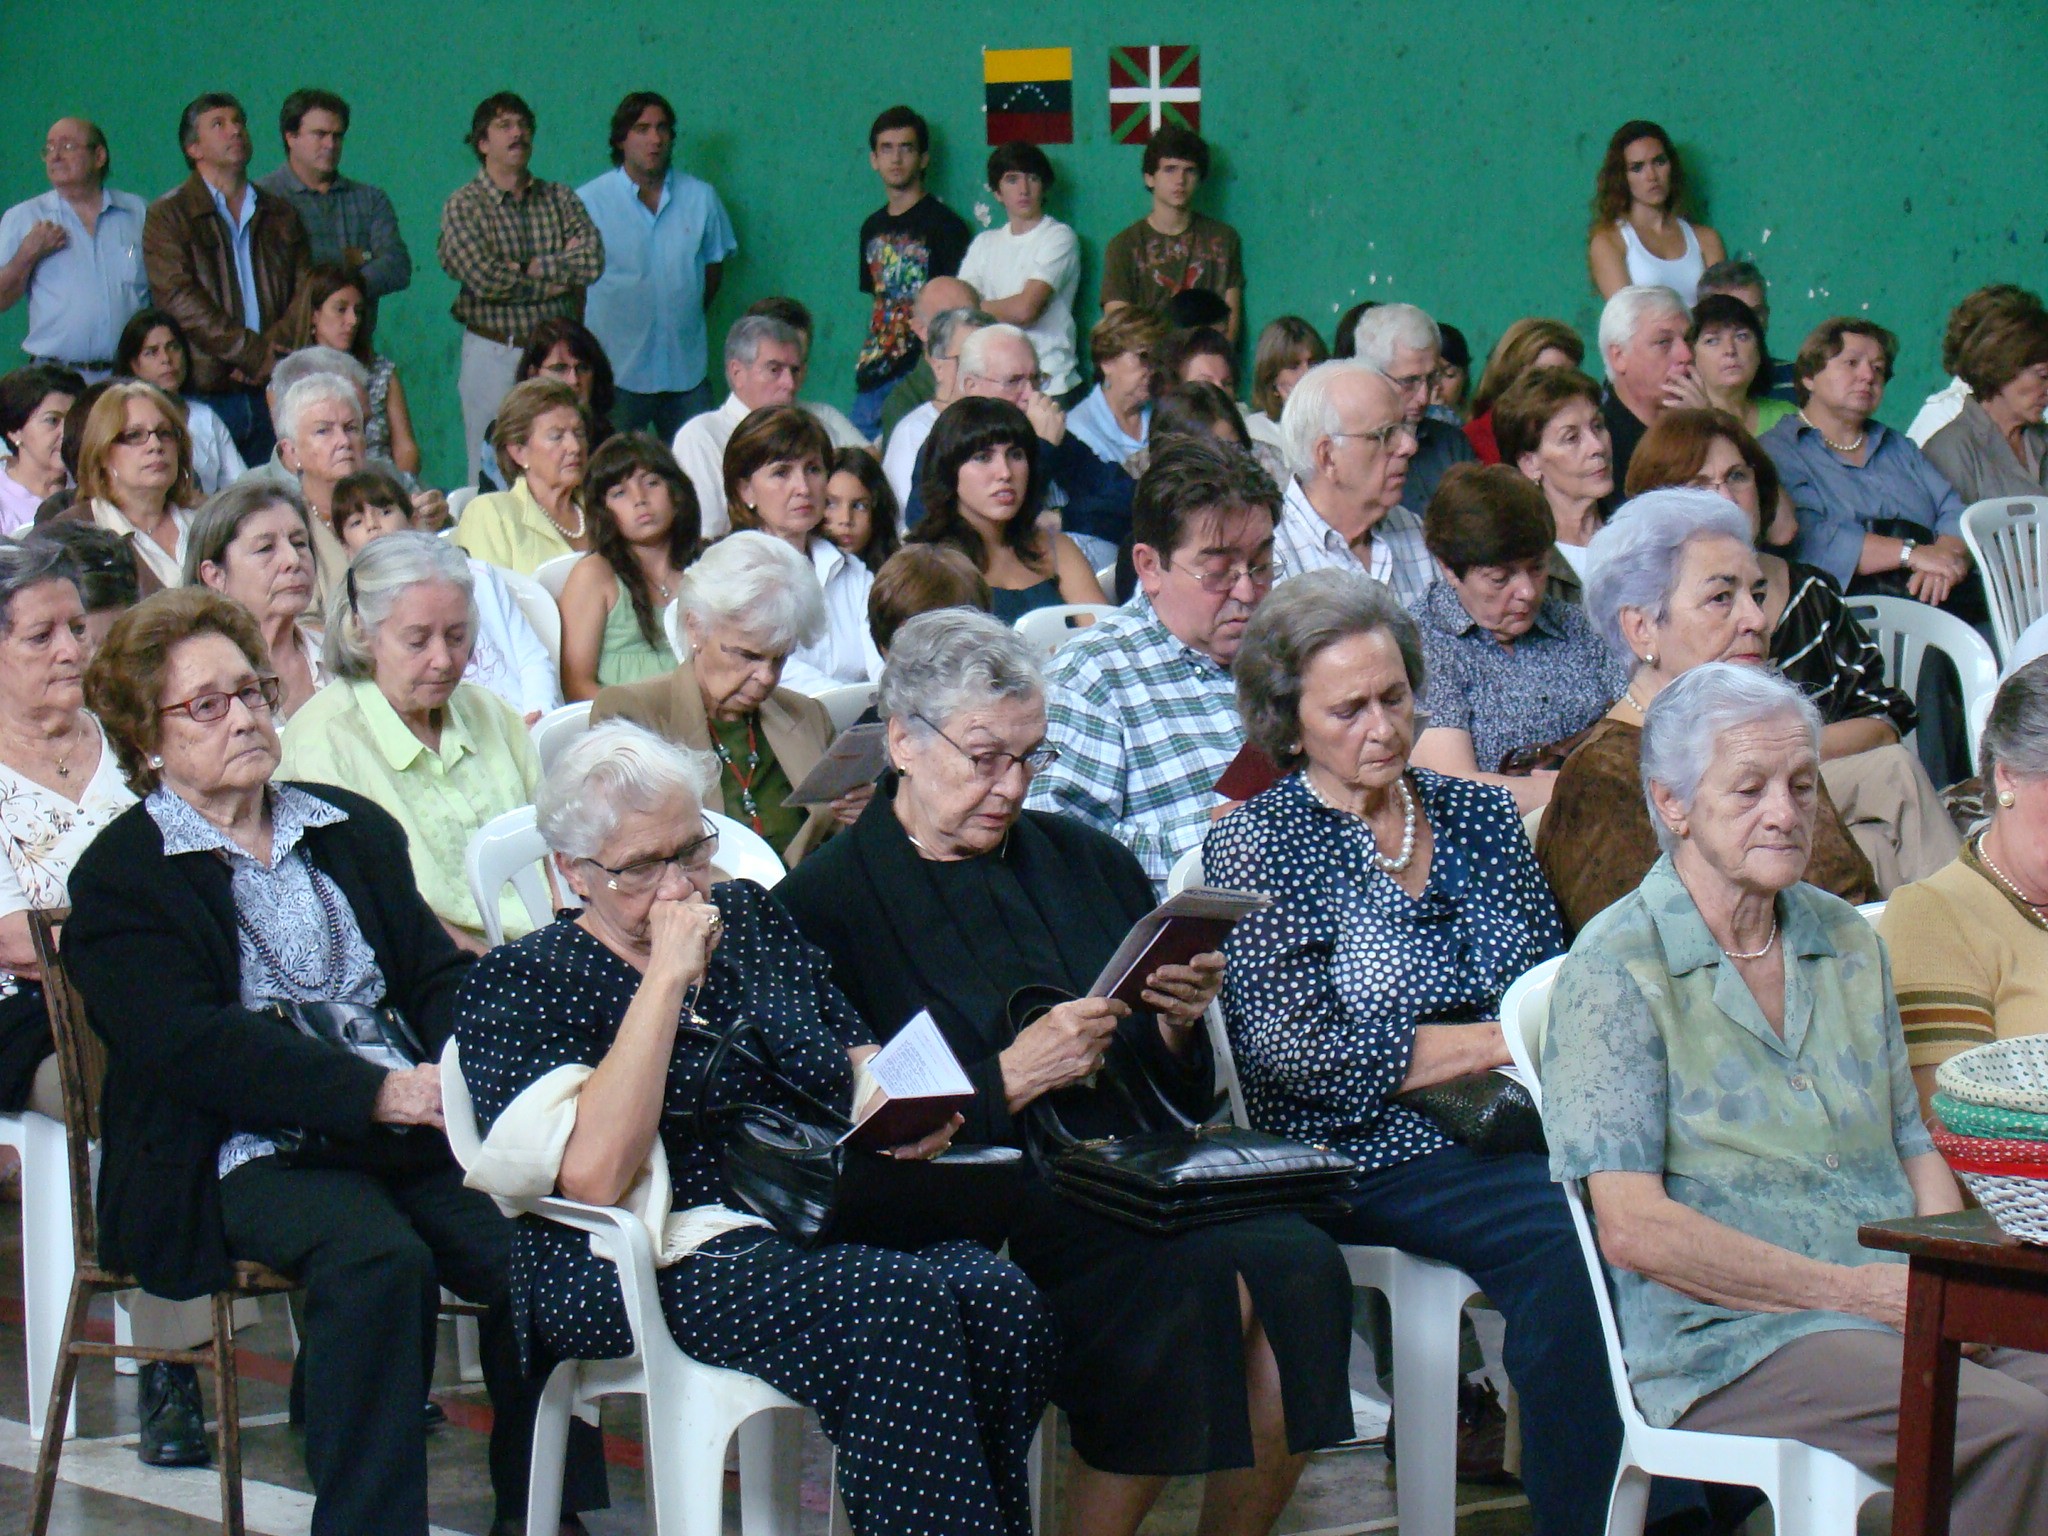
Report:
0,117,150,378
577,91,737,444
256,89,411,336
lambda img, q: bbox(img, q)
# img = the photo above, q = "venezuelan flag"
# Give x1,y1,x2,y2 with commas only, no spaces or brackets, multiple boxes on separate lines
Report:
984,47,1073,144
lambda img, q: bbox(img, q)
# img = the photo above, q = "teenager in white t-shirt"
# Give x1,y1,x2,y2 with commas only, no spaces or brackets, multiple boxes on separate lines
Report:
957,142,1081,400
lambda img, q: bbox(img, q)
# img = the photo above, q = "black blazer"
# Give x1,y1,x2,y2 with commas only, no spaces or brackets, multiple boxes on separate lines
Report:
63,783,470,1299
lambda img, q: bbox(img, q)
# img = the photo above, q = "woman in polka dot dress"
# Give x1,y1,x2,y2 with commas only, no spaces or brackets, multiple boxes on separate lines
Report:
456,722,1056,1536
1204,568,1623,1536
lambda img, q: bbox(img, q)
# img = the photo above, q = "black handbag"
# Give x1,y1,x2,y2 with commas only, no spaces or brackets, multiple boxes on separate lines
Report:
1012,986,1358,1234
686,1012,1024,1251
264,999,442,1171
1395,1071,1546,1157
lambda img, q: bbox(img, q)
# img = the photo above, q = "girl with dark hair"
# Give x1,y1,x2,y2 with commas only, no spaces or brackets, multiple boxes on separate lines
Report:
1586,119,1725,303
560,434,699,698
477,318,618,491
111,308,246,492
910,396,1106,621
0,364,82,533
283,263,421,475
821,446,901,573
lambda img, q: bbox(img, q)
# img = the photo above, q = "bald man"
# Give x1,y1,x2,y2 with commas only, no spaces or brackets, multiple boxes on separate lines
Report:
0,117,150,378
1273,360,1432,602
878,274,981,442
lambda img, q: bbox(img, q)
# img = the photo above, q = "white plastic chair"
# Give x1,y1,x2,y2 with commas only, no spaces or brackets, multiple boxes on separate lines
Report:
1174,847,1477,1536
1844,593,1998,763
704,810,785,888
1959,496,2048,662
500,568,563,673
813,684,877,734
3,1111,77,1440
530,701,593,776
445,484,479,524
1093,562,1117,594
1012,604,1117,657
1500,959,1884,1534
466,806,561,949
665,599,686,661
534,553,583,601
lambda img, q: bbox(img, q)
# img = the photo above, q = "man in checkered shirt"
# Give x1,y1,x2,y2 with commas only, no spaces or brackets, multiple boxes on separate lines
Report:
1026,435,1277,888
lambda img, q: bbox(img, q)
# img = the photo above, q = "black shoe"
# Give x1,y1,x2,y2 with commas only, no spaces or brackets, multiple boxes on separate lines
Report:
423,1398,447,1430
137,1361,211,1468
1455,1378,1517,1486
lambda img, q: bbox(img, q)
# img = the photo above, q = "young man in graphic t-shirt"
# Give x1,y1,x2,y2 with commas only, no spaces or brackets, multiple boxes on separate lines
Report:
1100,125,1244,345
853,105,970,440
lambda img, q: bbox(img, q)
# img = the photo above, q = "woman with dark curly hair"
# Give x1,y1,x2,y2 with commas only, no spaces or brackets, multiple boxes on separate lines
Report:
1586,120,1726,303
560,433,698,699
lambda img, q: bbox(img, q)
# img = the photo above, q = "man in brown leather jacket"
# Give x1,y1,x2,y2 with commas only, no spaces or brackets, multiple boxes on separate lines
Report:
143,92,308,465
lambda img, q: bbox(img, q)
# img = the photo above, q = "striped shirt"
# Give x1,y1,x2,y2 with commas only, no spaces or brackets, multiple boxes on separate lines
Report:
436,173,605,342
1025,593,1243,888
1882,837,2048,1068
1272,475,1434,606
1770,561,1916,737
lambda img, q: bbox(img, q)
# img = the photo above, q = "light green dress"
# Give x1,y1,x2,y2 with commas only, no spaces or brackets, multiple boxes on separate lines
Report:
597,576,676,688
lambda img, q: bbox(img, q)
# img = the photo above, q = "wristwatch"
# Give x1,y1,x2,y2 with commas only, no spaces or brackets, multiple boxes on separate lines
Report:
1898,539,1917,570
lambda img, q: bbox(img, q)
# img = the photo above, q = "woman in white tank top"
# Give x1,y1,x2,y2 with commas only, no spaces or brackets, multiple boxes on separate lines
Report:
1587,119,1726,305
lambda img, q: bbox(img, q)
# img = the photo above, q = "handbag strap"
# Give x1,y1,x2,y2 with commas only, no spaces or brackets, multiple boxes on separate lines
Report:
1004,984,1200,1164
680,1010,853,1145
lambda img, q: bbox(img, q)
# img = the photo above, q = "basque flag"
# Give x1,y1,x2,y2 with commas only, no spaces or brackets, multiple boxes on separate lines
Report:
1109,45,1201,144
985,47,1073,144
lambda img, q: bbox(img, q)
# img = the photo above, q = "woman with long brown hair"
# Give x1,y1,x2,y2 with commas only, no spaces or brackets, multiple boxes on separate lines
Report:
1464,318,1583,464
559,434,699,699
53,382,203,595
283,262,420,475
1586,120,1726,303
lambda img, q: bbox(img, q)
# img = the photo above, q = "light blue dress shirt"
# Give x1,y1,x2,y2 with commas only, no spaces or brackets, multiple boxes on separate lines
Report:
205,181,263,334
576,167,738,394
1761,415,1967,588
0,187,150,364
1066,384,1149,466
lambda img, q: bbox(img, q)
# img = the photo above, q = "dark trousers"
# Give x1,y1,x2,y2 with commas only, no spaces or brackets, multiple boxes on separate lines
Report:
1321,1145,1620,1536
612,381,711,445
186,386,274,466
219,1153,605,1535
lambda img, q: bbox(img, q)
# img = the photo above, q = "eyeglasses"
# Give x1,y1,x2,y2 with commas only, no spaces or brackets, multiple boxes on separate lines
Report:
1689,467,1756,498
1384,367,1449,396
1170,556,1275,595
978,371,1047,394
585,829,720,893
158,677,282,724
913,714,1058,781
44,140,91,158
114,426,179,448
1330,421,1417,451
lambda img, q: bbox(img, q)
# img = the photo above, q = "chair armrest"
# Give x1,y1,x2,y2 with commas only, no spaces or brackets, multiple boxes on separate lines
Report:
528,1194,667,1357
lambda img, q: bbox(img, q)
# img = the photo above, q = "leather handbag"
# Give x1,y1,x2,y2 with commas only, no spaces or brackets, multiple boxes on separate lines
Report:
1012,986,1358,1233
687,1013,1024,1251
1395,1070,1546,1157
264,999,441,1170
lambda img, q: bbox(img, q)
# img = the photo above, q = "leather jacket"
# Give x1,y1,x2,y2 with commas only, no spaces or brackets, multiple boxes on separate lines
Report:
142,172,309,391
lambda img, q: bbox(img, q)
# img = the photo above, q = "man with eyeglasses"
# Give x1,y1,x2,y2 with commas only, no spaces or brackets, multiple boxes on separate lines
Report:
1352,303,1477,514
1272,359,1433,602
882,302,993,509
0,118,150,380
1028,437,1278,889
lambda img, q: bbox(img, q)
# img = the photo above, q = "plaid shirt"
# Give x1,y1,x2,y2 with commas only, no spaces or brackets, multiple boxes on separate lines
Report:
1025,594,1243,888
436,172,605,341
1272,475,1434,606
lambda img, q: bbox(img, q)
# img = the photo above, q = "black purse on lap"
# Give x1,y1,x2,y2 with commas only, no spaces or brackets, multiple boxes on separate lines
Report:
1394,1071,1546,1157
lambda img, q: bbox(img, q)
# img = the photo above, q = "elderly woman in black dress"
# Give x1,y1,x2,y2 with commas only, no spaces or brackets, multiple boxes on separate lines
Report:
454,721,1054,1536
775,609,1352,1536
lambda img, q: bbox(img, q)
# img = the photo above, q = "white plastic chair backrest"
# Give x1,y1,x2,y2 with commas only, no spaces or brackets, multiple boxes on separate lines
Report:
1498,954,1566,1112
705,809,785,888
1165,844,1204,898
1094,562,1117,594
1857,901,1887,926
815,684,878,733
466,805,558,948
445,484,479,524
1845,593,1998,761
529,700,593,776
440,1038,482,1171
1013,603,1117,657
664,599,685,660
533,553,582,601
499,568,563,671
1960,496,2048,662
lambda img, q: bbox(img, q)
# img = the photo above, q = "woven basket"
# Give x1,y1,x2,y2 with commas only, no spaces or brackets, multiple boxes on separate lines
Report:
1936,1037,2048,1115
1954,1170,2048,1244
1931,1093,2048,1143
1932,1124,2048,1172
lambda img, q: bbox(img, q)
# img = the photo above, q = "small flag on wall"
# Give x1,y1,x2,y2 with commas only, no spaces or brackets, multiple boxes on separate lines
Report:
985,48,1074,144
1109,45,1201,143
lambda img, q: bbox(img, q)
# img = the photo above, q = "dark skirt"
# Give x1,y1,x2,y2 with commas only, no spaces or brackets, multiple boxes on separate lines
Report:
0,983,50,1113
1006,1181,1354,1477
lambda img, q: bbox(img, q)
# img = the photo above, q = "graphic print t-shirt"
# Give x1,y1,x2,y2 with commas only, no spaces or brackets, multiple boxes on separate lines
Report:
857,196,972,391
1099,211,1244,309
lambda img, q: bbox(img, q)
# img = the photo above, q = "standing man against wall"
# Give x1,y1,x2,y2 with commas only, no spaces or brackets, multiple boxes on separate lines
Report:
1098,126,1244,345
439,92,606,484
853,106,971,441
143,92,309,465
578,90,736,444
257,89,411,335
0,117,150,379
957,143,1083,404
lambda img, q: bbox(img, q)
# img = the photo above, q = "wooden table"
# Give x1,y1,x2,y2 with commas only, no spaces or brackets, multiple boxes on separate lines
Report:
1859,1209,2048,1535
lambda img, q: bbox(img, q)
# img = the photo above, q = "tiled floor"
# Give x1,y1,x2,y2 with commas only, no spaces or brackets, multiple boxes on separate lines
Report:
0,1207,1537,1534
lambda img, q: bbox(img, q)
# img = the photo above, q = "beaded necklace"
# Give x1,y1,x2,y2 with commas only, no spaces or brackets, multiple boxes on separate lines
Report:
709,717,766,833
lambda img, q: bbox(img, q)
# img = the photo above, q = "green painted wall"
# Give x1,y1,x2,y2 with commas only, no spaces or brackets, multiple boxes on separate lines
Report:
5,2,2044,482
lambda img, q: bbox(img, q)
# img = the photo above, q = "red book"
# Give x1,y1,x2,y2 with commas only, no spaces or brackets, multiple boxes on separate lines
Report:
1088,887,1272,1011
1213,741,1281,803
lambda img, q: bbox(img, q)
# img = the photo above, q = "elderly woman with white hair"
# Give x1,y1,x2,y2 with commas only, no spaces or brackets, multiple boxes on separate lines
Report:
778,609,1353,1536
1544,662,2048,1535
453,720,1056,1536
280,531,540,952
1536,487,1876,933
1350,303,1477,512
269,370,366,595
186,480,326,719
591,529,863,863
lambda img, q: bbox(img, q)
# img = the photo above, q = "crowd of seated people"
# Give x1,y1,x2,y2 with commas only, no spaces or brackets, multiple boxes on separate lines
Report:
6,78,2048,1536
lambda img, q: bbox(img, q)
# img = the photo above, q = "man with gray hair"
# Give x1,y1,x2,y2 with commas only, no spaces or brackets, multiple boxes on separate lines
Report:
1352,303,1476,513
1599,284,1706,487
1273,359,1431,602
670,313,867,538
883,304,994,509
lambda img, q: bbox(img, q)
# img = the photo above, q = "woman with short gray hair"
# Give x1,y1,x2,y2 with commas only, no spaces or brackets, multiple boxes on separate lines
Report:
1537,487,1876,932
456,717,1057,1536
1204,566,1616,1535
188,480,325,719
779,606,1354,1536
280,531,539,951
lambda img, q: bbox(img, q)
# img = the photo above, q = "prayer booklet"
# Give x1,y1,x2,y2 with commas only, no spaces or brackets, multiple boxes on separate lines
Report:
785,721,889,806
1088,887,1272,1010
1212,741,1281,803
843,1010,976,1151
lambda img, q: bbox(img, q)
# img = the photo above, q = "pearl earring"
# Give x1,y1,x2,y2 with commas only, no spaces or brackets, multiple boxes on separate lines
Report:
148,754,163,769
2000,790,2018,808
1645,653,1658,668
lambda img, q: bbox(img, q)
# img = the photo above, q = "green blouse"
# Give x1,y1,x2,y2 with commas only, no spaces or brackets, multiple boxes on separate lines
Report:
709,712,806,857
597,575,676,688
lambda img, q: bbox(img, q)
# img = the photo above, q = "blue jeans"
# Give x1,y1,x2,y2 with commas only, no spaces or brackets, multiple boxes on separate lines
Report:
187,386,274,467
850,381,894,442
1321,1145,1620,1536
613,380,713,446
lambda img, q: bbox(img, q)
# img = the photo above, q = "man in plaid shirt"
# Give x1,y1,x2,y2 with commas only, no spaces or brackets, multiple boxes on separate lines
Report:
438,92,605,482
1027,436,1278,888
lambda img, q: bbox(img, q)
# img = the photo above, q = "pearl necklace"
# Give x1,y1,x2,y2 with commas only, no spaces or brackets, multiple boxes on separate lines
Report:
1978,834,2048,912
1798,411,1866,456
1307,772,1419,873
1719,918,1779,961
543,495,586,542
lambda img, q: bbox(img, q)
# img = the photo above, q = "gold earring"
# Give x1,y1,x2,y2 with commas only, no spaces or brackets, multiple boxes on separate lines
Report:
2000,790,2018,808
